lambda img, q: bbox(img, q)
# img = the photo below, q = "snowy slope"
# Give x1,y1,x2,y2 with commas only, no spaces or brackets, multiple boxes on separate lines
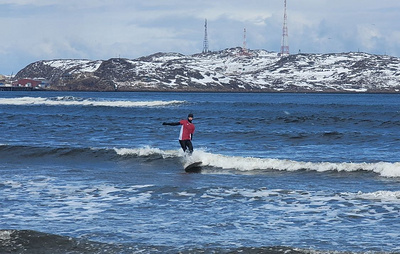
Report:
15,48,400,92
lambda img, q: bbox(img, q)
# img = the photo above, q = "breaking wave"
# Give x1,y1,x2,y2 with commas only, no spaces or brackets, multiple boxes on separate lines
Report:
1,144,399,178
196,150,400,177
115,146,400,178
0,96,185,107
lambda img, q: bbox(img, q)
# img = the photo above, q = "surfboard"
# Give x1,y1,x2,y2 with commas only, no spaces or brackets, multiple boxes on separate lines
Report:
184,161,202,173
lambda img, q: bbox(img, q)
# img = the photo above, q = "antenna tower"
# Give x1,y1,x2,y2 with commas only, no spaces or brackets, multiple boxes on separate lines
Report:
202,19,209,53
280,0,289,56
242,28,248,54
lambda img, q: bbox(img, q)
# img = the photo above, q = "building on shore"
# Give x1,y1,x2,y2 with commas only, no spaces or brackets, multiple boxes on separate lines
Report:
11,78,50,89
0,74,6,86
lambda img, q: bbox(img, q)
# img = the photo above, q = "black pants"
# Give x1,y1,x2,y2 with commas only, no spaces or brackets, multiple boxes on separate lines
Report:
179,140,193,153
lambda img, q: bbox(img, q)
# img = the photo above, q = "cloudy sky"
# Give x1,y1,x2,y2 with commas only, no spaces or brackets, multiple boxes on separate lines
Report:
1,0,399,75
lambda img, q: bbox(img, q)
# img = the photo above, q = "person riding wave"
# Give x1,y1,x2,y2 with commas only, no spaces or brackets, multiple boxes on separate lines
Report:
163,113,195,154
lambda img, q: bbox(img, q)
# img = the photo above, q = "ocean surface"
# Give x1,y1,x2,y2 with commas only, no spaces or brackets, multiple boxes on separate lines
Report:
0,91,399,253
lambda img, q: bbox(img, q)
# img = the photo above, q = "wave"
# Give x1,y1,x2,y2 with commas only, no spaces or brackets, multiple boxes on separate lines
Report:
196,150,400,177
1,229,367,254
1,144,399,177
0,96,185,107
0,229,126,253
115,146,179,158
114,147,400,178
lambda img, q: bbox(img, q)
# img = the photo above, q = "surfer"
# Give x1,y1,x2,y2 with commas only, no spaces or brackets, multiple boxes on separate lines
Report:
163,113,195,153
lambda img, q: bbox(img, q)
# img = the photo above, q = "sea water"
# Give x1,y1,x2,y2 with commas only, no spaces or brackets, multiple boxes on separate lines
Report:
0,92,399,253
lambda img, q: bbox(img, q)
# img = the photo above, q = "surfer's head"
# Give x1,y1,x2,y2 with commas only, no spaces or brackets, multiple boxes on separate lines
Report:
188,113,194,122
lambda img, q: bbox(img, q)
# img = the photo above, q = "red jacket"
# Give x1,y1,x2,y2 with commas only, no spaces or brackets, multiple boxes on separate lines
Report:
179,120,195,140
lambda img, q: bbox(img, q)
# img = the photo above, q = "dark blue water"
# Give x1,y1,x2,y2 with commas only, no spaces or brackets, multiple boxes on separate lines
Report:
0,92,399,253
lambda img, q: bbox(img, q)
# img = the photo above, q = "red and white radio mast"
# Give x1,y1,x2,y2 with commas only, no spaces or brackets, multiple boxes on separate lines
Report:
280,0,289,56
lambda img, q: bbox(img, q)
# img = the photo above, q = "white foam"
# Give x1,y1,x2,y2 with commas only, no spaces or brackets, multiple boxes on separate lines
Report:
3,180,23,188
189,150,400,178
1,178,155,223
114,146,179,158
356,190,400,202
131,184,154,189
3,172,400,249
0,96,185,108
127,192,153,204
114,146,400,177
177,191,196,197
0,230,12,241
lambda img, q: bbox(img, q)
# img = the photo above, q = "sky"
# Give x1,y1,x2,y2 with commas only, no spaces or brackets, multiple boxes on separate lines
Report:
1,0,400,75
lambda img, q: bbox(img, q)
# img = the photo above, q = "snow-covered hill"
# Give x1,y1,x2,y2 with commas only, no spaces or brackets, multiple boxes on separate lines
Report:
15,48,400,92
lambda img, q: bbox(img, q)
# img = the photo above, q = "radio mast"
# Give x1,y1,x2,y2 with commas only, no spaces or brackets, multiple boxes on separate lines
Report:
202,19,209,53
242,28,248,54
280,0,289,56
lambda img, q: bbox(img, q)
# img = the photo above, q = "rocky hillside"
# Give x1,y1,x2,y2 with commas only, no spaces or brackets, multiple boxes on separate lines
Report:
15,48,400,92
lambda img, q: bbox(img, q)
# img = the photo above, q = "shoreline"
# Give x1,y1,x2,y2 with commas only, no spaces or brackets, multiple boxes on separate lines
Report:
1,87,400,94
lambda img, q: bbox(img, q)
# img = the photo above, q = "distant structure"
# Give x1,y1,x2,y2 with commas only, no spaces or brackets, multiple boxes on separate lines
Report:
242,28,248,54
239,28,251,56
202,19,209,53
280,0,290,56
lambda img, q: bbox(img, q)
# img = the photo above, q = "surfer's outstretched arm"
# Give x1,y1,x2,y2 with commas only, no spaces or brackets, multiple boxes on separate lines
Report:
162,122,180,126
